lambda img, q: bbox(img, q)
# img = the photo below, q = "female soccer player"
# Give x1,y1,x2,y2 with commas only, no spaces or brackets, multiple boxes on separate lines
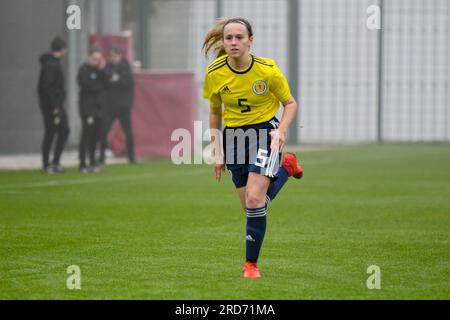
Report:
203,18,304,278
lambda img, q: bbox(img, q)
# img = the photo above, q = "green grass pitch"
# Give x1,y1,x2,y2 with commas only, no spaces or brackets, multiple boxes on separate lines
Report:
1,144,449,299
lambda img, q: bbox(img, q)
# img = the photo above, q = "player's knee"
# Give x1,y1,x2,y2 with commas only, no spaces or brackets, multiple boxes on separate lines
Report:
245,192,265,209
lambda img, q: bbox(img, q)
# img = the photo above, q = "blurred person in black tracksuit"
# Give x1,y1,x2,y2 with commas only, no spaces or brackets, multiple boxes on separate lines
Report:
37,37,70,173
77,49,106,173
99,47,136,164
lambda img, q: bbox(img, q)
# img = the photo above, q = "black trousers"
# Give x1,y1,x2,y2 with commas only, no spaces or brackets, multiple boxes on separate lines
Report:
79,115,101,167
40,107,70,168
100,107,135,163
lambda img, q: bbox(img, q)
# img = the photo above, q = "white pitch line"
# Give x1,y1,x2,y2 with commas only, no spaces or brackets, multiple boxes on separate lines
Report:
0,168,210,191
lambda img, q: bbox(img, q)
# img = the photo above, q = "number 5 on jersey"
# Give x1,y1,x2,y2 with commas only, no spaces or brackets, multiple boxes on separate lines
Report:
238,98,251,113
255,148,268,168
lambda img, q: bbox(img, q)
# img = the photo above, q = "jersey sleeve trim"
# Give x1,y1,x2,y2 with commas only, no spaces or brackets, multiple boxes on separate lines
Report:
254,57,274,67
207,55,228,71
207,61,227,74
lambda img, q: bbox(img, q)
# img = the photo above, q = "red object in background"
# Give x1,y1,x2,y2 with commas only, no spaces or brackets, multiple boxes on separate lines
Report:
130,71,197,159
89,31,134,63
107,72,198,159
108,121,126,156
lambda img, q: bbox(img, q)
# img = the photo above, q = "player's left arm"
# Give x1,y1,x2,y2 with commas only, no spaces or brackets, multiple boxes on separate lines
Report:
271,96,298,151
268,61,298,151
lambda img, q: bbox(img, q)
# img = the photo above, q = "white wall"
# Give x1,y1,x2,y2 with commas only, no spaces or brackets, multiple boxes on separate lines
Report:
187,0,450,144
382,0,450,142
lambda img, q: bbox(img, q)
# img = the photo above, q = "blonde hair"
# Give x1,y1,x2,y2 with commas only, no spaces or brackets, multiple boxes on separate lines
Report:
202,17,253,58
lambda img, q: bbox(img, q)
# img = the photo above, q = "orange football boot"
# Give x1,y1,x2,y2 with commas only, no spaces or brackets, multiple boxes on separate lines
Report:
243,261,261,278
281,152,303,179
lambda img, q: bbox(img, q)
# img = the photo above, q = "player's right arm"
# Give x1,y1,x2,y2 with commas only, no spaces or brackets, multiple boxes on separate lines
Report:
203,67,225,182
209,105,224,182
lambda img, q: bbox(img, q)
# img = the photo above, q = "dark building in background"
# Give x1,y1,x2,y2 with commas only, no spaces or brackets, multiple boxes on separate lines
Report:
0,0,192,155
0,1,66,154
0,0,122,154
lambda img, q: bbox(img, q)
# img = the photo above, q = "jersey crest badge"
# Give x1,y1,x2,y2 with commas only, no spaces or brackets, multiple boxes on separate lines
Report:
252,80,267,95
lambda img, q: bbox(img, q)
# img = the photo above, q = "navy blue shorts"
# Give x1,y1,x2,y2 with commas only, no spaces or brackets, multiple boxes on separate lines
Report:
223,118,281,188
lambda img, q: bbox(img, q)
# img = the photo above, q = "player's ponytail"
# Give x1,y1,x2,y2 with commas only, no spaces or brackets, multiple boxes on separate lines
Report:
203,17,254,58
203,17,229,58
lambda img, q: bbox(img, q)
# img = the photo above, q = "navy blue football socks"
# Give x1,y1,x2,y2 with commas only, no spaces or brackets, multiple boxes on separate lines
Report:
266,167,289,207
245,168,289,262
246,207,267,262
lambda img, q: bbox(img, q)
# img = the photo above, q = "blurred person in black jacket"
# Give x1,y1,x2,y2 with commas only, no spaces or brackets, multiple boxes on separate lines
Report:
77,49,106,173
99,47,136,164
37,37,70,173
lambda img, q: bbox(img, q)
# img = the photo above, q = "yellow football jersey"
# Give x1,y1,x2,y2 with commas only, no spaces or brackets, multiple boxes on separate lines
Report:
203,54,292,127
